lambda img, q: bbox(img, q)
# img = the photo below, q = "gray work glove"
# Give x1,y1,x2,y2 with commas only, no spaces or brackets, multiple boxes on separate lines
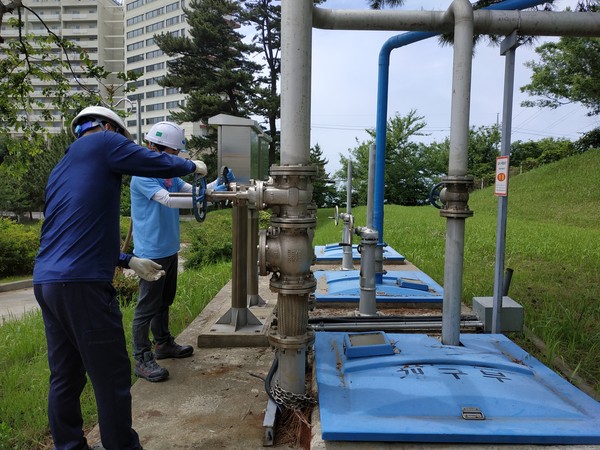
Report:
129,256,165,281
191,160,207,177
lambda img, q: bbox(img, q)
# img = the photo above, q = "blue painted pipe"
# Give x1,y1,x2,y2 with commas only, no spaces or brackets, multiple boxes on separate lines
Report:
373,0,547,245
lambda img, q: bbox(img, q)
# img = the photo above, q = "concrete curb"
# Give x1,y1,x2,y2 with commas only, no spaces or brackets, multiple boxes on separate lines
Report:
0,279,33,292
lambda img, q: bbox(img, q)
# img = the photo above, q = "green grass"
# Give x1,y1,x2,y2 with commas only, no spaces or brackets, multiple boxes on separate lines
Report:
0,262,231,450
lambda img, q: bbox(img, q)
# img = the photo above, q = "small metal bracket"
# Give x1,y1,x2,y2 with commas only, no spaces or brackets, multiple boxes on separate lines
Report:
461,406,485,420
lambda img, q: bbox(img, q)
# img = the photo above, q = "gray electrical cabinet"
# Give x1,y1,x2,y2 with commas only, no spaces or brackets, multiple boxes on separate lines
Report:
208,114,271,184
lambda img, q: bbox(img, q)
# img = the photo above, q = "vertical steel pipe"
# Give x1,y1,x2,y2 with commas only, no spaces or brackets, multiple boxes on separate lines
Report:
441,0,474,346
281,0,312,166
341,161,354,270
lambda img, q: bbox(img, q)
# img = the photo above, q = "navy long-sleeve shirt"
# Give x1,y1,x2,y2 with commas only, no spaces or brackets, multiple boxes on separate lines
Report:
33,131,196,284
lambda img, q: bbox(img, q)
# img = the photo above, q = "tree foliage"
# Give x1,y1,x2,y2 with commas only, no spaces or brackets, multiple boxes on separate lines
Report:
0,132,70,220
336,111,447,206
0,5,137,176
310,144,340,208
155,0,261,161
241,0,281,166
521,37,600,116
510,137,577,171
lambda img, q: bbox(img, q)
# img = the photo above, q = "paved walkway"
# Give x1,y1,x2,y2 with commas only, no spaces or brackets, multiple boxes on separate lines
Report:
0,280,37,324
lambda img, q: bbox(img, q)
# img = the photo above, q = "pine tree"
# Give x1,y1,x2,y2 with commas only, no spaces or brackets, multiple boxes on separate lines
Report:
155,0,262,157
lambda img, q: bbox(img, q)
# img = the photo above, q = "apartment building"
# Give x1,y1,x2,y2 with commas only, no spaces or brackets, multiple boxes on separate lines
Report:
124,0,204,145
0,0,124,134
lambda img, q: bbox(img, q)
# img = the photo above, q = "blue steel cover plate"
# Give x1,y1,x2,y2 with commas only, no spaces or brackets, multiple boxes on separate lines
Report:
314,244,405,262
315,332,600,444
314,270,443,303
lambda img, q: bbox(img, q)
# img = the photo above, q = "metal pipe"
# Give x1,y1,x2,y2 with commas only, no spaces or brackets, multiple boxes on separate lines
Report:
503,268,514,296
492,31,519,334
441,0,473,346
366,143,375,230
247,205,264,307
309,321,483,332
281,0,312,166
341,161,354,270
355,226,378,317
314,7,600,37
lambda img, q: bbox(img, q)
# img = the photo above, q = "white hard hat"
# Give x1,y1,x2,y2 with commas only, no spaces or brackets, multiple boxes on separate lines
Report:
71,105,132,140
145,121,187,151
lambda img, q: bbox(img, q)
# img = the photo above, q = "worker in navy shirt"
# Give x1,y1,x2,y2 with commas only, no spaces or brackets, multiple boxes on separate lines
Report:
129,122,235,382
33,106,207,450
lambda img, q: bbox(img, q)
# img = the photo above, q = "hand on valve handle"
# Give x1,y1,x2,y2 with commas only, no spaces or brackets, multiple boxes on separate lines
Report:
191,160,207,177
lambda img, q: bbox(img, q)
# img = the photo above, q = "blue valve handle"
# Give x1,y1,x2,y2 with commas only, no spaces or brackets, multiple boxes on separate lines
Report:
192,173,208,222
428,181,445,210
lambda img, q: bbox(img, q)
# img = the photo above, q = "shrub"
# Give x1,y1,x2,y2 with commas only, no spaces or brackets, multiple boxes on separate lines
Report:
184,212,233,269
0,219,39,277
113,268,139,307
259,209,272,229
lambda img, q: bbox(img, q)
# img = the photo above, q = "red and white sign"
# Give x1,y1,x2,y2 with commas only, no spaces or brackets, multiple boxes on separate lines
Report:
494,156,509,196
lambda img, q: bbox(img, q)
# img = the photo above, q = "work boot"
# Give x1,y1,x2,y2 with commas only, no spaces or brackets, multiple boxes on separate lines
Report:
154,337,194,359
134,352,169,382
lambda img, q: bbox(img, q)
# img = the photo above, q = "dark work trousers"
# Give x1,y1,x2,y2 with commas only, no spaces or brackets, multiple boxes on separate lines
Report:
131,253,178,361
34,282,141,450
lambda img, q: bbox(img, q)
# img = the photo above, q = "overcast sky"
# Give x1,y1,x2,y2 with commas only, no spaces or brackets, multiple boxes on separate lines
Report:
307,0,598,174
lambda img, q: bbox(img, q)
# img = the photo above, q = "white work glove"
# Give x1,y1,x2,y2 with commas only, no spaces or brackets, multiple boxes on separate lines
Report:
129,256,166,282
192,160,207,177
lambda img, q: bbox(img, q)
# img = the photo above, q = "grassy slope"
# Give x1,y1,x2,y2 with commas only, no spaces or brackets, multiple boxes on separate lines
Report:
314,148,600,394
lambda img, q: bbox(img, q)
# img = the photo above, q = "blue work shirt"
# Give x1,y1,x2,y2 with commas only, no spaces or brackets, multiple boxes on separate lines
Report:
33,131,196,284
130,176,185,259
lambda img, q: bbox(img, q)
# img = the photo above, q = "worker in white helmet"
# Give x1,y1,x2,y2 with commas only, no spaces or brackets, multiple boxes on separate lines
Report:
33,106,208,450
129,121,234,382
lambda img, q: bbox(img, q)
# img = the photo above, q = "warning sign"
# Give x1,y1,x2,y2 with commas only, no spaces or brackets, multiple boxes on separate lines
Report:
494,156,509,196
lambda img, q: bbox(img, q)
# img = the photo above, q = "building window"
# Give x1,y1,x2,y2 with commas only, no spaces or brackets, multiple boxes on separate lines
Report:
146,102,164,112
126,0,144,11
146,116,165,125
126,28,143,39
145,21,164,33
146,76,163,86
166,100,181,109
166,2,180,13
127,54,144,64
145,49,163,59
126,14,144,26
166,87,179,95
146,37,156,46
146,62,164,73
166,16,179,27
147,89,165,98
146,7,164,20
127,80,145,90
127,41,144,51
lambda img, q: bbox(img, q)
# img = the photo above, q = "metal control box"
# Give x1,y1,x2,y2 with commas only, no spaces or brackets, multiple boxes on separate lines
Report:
208,114,271,184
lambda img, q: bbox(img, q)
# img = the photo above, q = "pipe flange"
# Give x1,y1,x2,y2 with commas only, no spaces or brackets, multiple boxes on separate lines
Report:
258,229,269,275
268,328,315,349
439,175,474,219
269,165,318,178
270,216,316,229
270,277,316,295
